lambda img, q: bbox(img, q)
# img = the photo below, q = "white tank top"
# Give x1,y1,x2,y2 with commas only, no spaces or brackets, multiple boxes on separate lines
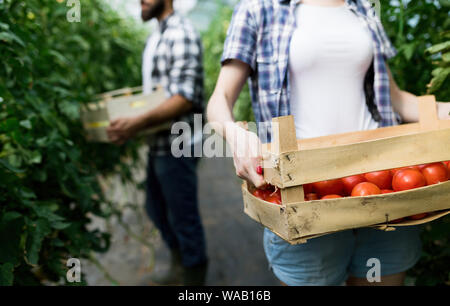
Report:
289,3,379,140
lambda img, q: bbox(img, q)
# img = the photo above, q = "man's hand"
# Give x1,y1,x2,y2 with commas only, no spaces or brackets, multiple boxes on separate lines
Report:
106,116,143,145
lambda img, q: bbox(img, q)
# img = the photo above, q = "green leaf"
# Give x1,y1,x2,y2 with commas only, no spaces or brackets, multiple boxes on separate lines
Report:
22,201,65,223
443,52,450,62
29,151,42,164
19,120,32,130
25,219,51,265
0,23,9,31
0,158,24,173
58,100,80,120
432,67,444,77
48,50,70,66
426,41,450,54
0,263,14,286
51,221,71,230
19,188,37,199
401,43,416,61
439,0,450,8
428,67,450,93
0,213,24,265
0,32,25,47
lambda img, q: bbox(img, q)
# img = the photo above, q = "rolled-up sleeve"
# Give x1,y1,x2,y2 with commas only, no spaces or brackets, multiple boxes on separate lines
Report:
168,28,202,107
221,0,257,71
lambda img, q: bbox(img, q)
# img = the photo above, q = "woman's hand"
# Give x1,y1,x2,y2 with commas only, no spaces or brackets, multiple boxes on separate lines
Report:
228,123,266,188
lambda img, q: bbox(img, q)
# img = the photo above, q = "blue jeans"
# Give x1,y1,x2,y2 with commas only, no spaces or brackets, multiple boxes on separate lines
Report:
263,226,422,286
145,153,207,267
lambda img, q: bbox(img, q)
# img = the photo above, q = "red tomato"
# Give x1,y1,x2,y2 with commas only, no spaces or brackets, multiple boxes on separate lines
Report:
272,189,282,202
303,183,314,195
304,193,318,201
392,169,426,191
364,170,393,190
351,182,381,197
321,194,342,199
381,189,394,194
408,213,428,220
266,194,281,205
443,161,450,169
265,184,276,192
390,166,420,176
416,163,431,171
312,179,344,197
421,162,449,185
251,189,271,200
251,189,264,199
341,175,366,196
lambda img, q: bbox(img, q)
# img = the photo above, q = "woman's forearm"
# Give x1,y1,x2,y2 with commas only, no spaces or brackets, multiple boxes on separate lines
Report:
391,89,419,123
207,91,242,151
391,89,449,123
206,60,252,151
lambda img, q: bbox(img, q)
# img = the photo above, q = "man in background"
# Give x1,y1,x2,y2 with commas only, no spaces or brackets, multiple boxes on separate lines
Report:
107,0,208,286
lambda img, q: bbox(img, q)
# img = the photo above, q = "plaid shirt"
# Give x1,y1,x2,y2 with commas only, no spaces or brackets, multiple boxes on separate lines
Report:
222,0,400,142
146,13,204,156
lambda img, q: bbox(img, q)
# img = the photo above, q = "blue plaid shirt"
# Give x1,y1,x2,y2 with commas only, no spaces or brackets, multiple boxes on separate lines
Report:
222,0,400,142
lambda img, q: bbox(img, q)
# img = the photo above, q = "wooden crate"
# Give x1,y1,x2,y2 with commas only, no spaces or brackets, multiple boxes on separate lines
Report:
80,86,171,142
242,96,450,244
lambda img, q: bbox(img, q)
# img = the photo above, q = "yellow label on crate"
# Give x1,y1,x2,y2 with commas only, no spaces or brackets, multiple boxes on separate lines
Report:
130,100,147,108
86,121,110,129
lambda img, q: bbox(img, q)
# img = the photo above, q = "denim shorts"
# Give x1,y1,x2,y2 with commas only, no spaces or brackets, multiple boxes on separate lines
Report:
263,226,422,286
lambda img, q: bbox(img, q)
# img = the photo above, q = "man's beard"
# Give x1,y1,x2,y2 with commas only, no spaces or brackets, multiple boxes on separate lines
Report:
141,0,165,22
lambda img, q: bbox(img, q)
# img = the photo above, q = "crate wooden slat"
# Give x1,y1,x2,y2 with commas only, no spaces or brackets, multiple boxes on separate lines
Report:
264,127,450,188
243,183,450,243
243,95,450,244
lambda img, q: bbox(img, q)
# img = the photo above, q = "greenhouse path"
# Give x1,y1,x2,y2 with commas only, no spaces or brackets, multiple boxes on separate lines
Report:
83,147,279,286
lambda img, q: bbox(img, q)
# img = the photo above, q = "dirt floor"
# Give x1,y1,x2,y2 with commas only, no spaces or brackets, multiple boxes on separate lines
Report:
83,148,279,286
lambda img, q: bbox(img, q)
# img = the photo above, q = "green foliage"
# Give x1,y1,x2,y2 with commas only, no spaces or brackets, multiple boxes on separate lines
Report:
426,31,450,96
381,0,450,102
0,0,147,285
202,4,254,122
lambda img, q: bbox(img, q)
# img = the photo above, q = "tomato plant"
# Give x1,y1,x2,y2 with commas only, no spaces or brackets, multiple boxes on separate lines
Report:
0,0,147,285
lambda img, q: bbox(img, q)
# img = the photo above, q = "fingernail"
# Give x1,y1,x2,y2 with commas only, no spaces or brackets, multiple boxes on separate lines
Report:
256,166,263,175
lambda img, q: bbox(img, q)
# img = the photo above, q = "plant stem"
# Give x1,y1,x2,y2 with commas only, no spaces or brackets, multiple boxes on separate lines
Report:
88,253,120,286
